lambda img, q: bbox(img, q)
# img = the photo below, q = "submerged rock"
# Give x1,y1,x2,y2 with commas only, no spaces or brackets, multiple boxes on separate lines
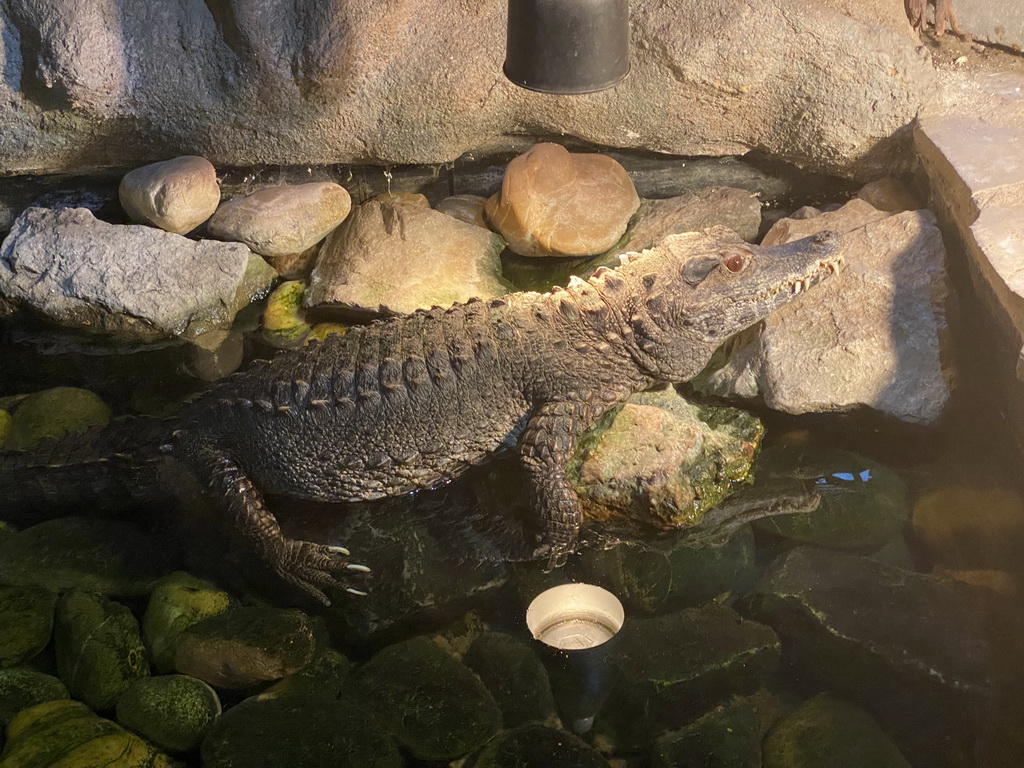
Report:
260,647,352,700
142,571,234,674
0,409,11,447
486,144,639,259
4,386,111,450
468,723,610,768
185,329,245,381
0,517,181,595
0,668,69,727
173,606,321,689
619,187,762,253
612,603,780,734
0,207,277,342
463,632,558,728
115,674,221,752
3,699,173,768
570,389,763,531
307,198,507,315
700,201,952,424
651,697,762,768
749,447,909,550
54,590,150,711
119,156,221,234
762,694,911,768
356,636,501,761
0,585,57,668
201,691,402,768
207,181,351,258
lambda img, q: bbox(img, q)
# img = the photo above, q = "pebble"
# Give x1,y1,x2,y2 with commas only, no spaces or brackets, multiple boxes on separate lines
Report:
119,155,220,234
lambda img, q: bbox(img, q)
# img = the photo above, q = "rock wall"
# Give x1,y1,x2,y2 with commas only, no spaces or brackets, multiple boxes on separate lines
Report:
0,0,932,178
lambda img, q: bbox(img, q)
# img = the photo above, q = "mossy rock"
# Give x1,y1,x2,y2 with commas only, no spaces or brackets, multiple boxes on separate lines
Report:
262,280,311,348
463,633,557,728
0,586,57,669
0,410,11,449
357,636,501,761
54,590,150,711
763,694,910,767
260,648,352,700
2,699,173,767
115,674,221,752
0,668,69,727
468,723,610,768
142,572,233,674
6,388,111,451
651,697,762,768
305,323,348,344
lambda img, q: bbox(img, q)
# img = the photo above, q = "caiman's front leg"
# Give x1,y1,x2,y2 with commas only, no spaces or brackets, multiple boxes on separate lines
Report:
519,400,604,567
197,449,369,605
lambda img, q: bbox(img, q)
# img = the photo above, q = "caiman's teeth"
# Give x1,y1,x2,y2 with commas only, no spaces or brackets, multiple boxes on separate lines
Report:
793,281,802,295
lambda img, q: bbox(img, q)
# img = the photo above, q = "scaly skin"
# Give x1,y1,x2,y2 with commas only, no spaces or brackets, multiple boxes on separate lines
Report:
167,227,843,604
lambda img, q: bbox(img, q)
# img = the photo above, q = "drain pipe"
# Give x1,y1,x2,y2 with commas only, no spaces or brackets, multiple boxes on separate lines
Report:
504,0,630,94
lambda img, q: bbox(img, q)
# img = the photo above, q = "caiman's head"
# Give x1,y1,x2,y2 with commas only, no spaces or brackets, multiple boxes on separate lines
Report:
600,226,844,382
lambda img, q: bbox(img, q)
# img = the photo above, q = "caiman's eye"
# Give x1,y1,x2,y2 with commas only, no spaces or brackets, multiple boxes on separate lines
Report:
724,252,747,273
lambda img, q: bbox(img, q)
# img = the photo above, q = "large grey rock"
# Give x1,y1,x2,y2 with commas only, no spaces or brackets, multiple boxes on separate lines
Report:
306,199,507,316
0,207,277,342
699,200,952,424
952,0,1024,49
0,0,932,180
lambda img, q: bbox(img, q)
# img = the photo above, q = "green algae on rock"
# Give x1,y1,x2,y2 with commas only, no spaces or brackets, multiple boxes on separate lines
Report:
261,280,312,348
6,387,110,451
469,723,610,768
356,636,501,761
651,697,762,768
0,410,10,448
463,633,558,728
142,572,234,674
115,674,221,753
0,585,58,669
54,590,150,711
2,698,173,768
0,668,69,727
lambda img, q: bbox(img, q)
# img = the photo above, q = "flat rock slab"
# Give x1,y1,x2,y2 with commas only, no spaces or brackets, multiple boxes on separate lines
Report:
306,199,507,316
700,200,952,424
0,207,277,343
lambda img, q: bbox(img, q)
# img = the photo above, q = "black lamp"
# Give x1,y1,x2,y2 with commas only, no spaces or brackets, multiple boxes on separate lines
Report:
504,0,630,95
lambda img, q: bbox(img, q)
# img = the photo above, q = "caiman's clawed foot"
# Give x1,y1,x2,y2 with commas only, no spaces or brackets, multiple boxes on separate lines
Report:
271,539,372,605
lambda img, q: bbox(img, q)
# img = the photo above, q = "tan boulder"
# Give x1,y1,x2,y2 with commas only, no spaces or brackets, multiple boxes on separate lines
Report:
119,156,220,234
485,143,639,258
207,182,351,258
436,194,489,229
855,177,924,213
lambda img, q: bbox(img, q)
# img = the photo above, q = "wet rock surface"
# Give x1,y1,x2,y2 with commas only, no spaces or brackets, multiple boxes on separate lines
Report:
173,606,321,689
0,585,57,668
463,632,559,728
651,696,763,768
115,674,221,753
54,589,149,711
0,207,277,343
119,156,221,235
0,668,69,727
142,571,234,674
3,386,110,450
468,722,611,768
306,198,508,316
619,187,763,253
356,636,502,761
207,181,352,258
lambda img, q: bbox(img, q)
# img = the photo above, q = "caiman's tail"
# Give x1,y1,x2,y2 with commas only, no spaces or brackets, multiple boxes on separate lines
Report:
0,416,175,524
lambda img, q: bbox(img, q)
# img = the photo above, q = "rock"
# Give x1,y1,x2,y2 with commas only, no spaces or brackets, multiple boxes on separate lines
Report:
115,674,221,752
749,447,909,550
173,606,321,689
207,182,351,258
0,207,278,343
912,486,1024,573
700,201,952,424
579,525,757,614
356,636,501,761
305,322,348,344
463,633,558,728
185,330,245,381
570,389,763,531
485,144,639,258
2,699,173,767
142,571,233,674
436,194,489,228
260,647,352,700
264,241,321,280
762,694,911,768
942,0,1024,49
741,547,1022,765
0,668,69,727
619,187,762,253
371,191,430,207
54,590,149,711
789,205,822,220
0,517,181,595
261,280,312,348
0,585,57,668
119,156,221,234
651,697,762,768
612,603,780,734
856,177,923,212
0,409,11,447
0,2,932,181
306,199,508,316
469,723,611,768
201,691,402,768
5,386,110,450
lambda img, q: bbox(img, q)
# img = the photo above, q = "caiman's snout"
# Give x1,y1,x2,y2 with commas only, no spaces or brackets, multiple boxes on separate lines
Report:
812,229,841,246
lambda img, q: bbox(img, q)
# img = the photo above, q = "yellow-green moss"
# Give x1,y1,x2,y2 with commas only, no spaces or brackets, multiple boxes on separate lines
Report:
262,280,311,348
7,388,110,451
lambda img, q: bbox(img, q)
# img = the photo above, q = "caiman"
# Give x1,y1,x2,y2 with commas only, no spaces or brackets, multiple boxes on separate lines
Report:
1,227,843,604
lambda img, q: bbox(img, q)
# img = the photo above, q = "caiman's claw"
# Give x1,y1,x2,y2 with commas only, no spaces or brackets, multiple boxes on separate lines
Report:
276,539,370,606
